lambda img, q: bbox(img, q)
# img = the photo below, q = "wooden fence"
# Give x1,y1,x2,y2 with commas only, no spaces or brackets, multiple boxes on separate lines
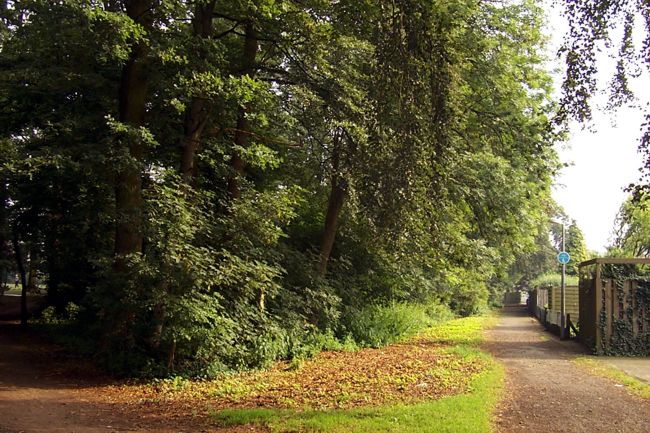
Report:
528,285,578,336
578,258,650,354
548,285,579,323
528,287,548,321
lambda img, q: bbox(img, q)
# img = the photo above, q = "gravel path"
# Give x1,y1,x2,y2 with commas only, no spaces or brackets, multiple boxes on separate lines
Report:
484,306,650,433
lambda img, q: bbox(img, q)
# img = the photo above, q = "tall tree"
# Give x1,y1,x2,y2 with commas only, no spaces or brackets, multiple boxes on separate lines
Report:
565,220,588,274
0,0,562,374
180,0,217,182
610,193,650,257
113,0,155,268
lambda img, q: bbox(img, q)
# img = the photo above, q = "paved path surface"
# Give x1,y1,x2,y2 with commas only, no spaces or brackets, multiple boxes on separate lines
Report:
485,306,650,433
602,356,650,383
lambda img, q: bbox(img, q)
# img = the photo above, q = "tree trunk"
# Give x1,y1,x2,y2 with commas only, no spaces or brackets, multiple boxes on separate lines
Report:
109,1,154,356
27,248,37,293
0,179,8,290
318,181,346,276
180,1,216,182
11,224,28,327
114,0,153,267
227,22,258,199
318,137,346,276
181,99,209,181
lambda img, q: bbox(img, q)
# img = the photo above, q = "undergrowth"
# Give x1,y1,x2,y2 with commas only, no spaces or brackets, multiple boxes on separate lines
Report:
346,301,455,347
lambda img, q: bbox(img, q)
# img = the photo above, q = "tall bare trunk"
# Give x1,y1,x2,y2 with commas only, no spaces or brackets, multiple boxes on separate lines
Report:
227,22,258,199
114,0,153,267
0,179,8,291
110,1,153,355
11,223,27,327
180,1,216,182
27,249,37,292
318,138,346,276
318,181,346,276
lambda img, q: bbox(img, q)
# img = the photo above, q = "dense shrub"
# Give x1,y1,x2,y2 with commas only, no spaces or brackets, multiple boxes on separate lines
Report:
531,272,579,289
345,301,454,348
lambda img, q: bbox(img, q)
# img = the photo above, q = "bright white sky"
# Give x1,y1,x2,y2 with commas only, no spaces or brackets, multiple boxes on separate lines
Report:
545,3,648,254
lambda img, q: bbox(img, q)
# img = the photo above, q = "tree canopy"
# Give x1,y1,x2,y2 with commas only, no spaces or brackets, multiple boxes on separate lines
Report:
1,0,560,375
609,193,650,257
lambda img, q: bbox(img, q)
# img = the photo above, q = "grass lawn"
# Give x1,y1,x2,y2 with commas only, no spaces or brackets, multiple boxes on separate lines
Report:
1,284,45,296
1,286,22,295
573,356,650,399
209,315,503,433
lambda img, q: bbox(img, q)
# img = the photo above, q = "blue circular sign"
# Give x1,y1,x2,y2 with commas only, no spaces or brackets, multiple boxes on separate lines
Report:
558,251,570,264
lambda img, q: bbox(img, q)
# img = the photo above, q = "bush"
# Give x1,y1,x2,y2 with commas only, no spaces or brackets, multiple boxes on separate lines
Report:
531,272,578,289
37,302,80,325
287,328,358,361
345,301,454,348
424,300,455,322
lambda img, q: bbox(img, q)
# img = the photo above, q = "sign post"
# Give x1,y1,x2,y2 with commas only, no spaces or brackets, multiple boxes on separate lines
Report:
557,252,570,265
558,227,570,339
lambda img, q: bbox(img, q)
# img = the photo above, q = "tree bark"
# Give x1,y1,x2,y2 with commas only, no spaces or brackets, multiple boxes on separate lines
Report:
11,223,28,327
180,1,216,182
109,1,154,357
318,180,346,276
318,137,346,276
114,0,153,267
27,248,37,292
0,179,8,291
227,22,258,199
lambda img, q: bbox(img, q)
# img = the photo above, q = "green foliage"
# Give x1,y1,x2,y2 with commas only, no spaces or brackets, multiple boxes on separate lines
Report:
610,194,650,257
1,0,560,375
37,302,81,326
530,272,579,289
566,221,588,275
345,301,454,348
506,221,558,291
597,266,650,356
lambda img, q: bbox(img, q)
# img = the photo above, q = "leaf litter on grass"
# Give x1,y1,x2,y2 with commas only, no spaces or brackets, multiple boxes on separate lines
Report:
207,343,486,410
101,319,489,414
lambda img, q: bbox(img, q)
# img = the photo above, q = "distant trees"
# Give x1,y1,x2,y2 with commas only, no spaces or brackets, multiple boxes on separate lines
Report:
0,0,560,375
610,194,650,257
565,221,588,275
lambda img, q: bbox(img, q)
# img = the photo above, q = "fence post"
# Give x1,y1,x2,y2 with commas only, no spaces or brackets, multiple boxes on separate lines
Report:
594,262,602,352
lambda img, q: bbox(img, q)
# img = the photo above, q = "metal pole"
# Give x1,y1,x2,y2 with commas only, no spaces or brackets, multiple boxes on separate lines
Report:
560,221,566,340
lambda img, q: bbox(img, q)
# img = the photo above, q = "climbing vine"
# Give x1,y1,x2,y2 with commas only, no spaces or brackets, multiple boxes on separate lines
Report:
599,265,650,355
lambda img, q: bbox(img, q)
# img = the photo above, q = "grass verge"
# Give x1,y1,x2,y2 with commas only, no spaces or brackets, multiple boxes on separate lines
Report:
572,356,650,399
210,315,503,433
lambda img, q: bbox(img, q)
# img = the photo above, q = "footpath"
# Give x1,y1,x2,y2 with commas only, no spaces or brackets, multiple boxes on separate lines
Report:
485,306,650,433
